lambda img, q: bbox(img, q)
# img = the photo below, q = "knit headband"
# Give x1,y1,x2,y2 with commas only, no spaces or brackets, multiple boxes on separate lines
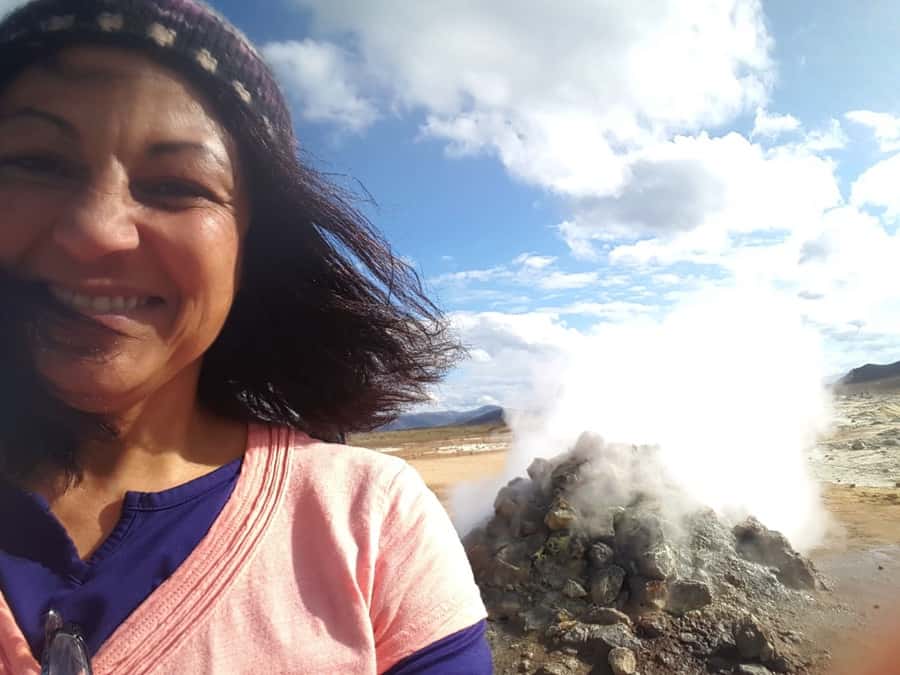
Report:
0,0,294,146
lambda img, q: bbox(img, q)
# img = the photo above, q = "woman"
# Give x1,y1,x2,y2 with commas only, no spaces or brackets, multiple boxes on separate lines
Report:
0,1,490,673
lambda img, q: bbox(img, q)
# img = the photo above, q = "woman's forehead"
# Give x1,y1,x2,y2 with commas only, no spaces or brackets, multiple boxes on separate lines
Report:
1,45,235,150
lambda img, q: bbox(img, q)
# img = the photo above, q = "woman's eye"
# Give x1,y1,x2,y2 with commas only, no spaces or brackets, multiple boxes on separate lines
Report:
136,180,216,206
0,154,75,179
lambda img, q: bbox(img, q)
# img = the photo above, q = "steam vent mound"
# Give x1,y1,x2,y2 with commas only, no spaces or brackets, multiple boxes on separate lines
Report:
464,433,832,675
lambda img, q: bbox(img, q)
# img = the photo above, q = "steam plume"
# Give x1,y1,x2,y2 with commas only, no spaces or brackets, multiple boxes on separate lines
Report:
452,285,832,551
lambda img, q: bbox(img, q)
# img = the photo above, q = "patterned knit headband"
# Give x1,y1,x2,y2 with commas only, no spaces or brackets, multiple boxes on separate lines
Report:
0,0,294,145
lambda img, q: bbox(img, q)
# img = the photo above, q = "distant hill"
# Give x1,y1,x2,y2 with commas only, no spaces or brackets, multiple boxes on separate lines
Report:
379,405,504,431
835,360,900,392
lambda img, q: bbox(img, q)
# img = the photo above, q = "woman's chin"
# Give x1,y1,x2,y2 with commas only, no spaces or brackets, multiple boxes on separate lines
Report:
34,349,202,416
35,359,152,415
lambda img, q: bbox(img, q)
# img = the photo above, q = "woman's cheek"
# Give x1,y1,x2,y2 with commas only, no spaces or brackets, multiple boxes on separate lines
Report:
0,187,66,262
161,211,243,316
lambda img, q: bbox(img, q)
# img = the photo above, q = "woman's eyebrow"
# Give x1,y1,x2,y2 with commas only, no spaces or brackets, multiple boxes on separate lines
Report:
146,141,230,171
0,106,77,137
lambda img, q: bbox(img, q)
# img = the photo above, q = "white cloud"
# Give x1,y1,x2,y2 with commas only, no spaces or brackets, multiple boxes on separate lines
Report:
430,254,602,292
560,131,841,259
294,0,772,197
799,118,847,152
440,310,584,409
751,107,801,138
429,266,509,285
550,300,656,323
845,110,900,152
262,40,377,132
850,152,900,219
558,220,602,261
536,271,600,290
468,348,492,363
652,273,682,285
513,253,556,269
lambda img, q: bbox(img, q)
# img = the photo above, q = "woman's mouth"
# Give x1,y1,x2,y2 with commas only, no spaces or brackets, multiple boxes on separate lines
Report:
48,285,164,315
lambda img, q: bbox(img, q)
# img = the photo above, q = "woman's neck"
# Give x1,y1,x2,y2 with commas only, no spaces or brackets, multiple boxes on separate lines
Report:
76,379,246,493
29,366,247,559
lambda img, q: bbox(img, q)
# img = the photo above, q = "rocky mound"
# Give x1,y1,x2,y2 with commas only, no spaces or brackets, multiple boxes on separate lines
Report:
464,433,833,675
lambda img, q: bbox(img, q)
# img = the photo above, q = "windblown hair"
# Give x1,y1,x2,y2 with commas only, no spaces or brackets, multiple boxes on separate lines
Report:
0,47,462,484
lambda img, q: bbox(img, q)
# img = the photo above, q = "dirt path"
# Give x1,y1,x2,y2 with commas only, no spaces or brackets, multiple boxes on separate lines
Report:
815,485,900,552
407,449,507,505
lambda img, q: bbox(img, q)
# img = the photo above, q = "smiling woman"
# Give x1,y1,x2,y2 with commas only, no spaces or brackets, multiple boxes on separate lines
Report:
1,47,249,419
0,1,489,674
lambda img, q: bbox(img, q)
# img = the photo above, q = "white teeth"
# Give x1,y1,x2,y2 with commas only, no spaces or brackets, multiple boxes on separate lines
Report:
49,285,153,314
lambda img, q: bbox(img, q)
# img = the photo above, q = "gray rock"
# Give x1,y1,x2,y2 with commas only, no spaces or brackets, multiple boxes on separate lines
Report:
736,666,774,675
608,647,638,675
535,556,588,591
733,517,818,590
582,606,632,627
734,615,776,662
493,478,531,519
497,535,543,567
527,457,552,483
588,542,615,568
635,612,668,638
850,439,866,450
534,664,575,675
590,565,626,606
548,620,639,656
550,456,589,494
614,509,668,561
493,495,520,520
562,579,588,599
485,557,531,587
582,508,616,542
545,498,578,530
637,545,676,580
629,577,669,612
519,519,541,536
519,604,556,632
666,579,713,615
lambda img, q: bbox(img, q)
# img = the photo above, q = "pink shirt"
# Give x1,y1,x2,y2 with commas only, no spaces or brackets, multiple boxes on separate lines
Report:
0,425,486,674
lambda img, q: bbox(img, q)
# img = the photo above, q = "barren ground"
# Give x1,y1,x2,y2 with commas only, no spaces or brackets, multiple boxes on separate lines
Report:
350,397,900,673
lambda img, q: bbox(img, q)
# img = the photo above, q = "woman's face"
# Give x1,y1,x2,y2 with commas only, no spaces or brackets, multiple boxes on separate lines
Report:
0,46,249,413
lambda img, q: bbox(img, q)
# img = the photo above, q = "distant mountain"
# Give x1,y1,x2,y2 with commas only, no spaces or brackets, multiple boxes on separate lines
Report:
379,405,504,431
460,406,505,426
835,360,900,392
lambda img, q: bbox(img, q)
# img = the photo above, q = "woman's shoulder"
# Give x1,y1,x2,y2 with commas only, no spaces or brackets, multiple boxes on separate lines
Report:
252,424,417,509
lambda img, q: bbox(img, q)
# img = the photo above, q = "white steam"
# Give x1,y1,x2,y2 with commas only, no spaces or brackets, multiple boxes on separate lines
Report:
451,285,832,552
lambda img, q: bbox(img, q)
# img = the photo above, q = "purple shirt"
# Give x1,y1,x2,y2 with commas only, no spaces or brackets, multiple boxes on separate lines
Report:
0,459,491,673
0,458,242,657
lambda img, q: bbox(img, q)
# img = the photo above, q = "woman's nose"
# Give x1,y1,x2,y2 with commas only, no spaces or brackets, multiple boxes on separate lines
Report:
50,175,140,263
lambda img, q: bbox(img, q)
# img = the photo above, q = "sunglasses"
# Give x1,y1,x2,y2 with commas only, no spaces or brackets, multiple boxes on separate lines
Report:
40,610,93,675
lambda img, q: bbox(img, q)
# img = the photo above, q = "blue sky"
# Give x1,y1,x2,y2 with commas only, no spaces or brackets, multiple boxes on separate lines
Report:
4,0,897,412
216,0,900,410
